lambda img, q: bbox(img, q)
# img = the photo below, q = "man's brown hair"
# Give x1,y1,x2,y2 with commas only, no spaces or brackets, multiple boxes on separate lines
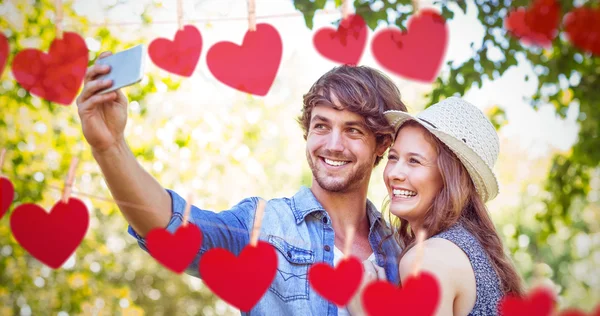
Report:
297,65,407,166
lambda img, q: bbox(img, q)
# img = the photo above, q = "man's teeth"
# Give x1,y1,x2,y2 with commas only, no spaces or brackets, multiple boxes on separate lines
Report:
324,158,349,166
392,189,417,197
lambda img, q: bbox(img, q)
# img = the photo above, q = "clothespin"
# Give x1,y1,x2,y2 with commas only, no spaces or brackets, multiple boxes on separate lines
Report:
411,229,427,277
412,0,420,15
342,0,350,20
61,157,79,204
343,225,355,260
182,193,193,226
177,0,184,31
250,199,266,246
0,148,6,177
247,0,256,32
55,0,63,39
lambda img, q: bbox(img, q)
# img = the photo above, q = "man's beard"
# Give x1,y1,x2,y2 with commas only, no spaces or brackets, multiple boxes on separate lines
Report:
307,149,372,193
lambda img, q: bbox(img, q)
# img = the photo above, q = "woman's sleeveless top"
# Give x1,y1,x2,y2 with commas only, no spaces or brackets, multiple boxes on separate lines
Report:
432,223,503,315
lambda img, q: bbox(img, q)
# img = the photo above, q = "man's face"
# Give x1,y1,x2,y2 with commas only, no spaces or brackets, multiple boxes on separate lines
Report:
306,103,380,193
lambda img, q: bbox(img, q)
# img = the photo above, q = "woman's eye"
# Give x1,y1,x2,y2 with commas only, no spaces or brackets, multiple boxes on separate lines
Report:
388,155,398,161
409,158,421,164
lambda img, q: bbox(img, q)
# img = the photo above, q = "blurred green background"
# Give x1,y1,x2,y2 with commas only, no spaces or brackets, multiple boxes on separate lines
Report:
0,0,599,315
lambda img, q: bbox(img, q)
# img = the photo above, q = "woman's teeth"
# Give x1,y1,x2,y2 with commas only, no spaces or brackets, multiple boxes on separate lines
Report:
324,158,349,166
392,189,417,198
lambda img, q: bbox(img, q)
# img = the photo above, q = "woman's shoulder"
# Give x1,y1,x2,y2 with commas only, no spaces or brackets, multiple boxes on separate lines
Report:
400,237,473,279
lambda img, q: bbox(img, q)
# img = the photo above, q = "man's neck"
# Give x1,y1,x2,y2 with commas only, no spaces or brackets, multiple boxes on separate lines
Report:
310,183,373,260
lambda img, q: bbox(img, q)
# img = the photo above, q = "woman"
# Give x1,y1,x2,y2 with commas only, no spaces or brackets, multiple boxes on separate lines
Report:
350,97,523,315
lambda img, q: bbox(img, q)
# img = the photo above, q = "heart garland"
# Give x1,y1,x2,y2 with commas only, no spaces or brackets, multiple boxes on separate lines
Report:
148,25,203,77
505,0,561,47
0,33,8,77
11,32,88,105
498,286,556,316
206,23,282,96
371,9,448,83
10,197,89,269
564,7,600,56
308,256,363,306
199,241,278,312
362,271,441,316
0,176,14,219
313,14,368,66
146,223,203,274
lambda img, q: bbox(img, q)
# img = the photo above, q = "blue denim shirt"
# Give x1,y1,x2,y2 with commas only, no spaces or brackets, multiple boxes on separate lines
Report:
128,186,401,315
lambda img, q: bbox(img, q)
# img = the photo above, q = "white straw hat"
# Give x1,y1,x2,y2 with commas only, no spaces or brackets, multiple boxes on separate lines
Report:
384,97,500,202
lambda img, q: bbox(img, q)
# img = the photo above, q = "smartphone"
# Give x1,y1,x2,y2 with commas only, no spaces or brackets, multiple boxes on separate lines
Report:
96,44,145,94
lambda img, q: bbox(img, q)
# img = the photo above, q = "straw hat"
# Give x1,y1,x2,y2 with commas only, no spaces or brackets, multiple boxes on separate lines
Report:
384,97,500,202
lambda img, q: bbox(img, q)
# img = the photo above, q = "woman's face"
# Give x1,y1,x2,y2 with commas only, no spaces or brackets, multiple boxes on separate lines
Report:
383,124,444,227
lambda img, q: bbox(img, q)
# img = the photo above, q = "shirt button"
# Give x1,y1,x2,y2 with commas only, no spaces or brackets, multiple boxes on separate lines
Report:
324,245,331,252
287,251,292,258
322,217,328,224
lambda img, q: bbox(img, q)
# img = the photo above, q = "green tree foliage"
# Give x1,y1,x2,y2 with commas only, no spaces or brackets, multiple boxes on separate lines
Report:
1,0,598,314
293,0,599,310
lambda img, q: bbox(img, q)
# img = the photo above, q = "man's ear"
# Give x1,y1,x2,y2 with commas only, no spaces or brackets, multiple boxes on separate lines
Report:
376,135,392,157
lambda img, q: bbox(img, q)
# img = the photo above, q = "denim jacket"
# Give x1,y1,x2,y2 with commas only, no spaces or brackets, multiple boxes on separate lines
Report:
128,186,401,315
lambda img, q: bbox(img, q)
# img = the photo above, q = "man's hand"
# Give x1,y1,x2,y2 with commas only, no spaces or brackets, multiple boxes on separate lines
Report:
76,51,129,153
347,260,387,316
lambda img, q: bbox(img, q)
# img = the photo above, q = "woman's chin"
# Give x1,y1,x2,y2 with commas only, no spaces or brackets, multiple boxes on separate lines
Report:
389,206,415,220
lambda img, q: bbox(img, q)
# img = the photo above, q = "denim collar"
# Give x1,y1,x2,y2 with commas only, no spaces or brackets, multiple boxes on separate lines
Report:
291,186,384,231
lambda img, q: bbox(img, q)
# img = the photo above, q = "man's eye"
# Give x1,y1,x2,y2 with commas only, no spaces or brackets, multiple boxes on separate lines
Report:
314,124,326,129
349,128,362,134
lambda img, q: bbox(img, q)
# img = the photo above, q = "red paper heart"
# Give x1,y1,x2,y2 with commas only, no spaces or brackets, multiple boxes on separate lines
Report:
371,9,448,83
313,14,367,65
558,305,600,316
199,241,278,312
0,177,15,219
0,33,8,77
564,7,600,56
11,32,88,105
362,271,440,316
206,23,282,96
148,25,202,77
10,197,89,269
498,287,556,316
505,0,560,47
146,224,203,273
308,257,363,306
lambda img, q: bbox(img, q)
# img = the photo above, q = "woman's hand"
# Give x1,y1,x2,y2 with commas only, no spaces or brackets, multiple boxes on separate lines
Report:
347,260,387,316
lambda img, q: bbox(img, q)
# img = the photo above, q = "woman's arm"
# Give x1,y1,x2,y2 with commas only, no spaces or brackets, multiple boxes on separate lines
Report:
399,238,476,316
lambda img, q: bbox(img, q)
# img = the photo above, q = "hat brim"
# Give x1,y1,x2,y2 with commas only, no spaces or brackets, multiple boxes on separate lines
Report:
384,110,499,202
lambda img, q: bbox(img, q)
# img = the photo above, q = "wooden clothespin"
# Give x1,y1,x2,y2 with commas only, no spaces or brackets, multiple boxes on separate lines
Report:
342,0,350,20
247,0,256,32
177,0,184,31
343,225,355,260
182,193,193,226
61,157,79,204
0,148,6,177
412,0,420,15
55,0,63,39
411,229,427,277
250,199,266,246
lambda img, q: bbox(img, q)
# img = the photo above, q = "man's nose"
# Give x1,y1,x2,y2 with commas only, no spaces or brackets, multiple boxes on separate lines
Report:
325,130,345,152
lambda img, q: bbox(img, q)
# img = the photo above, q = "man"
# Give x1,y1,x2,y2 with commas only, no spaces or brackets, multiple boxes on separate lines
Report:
77,51,407,315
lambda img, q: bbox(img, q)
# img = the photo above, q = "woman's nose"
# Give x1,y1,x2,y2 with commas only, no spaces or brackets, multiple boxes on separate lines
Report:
389,163,408,181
